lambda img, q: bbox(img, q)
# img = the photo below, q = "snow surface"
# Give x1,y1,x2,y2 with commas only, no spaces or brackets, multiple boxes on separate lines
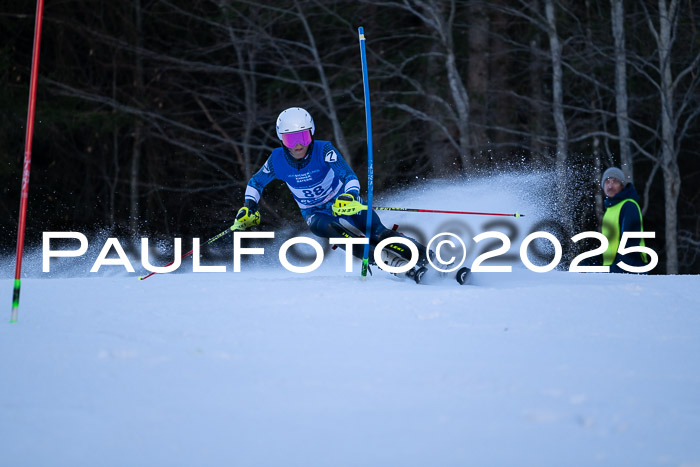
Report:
2,174,700,466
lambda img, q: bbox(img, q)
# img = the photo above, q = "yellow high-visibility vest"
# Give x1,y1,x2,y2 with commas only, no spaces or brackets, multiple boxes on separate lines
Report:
601,198,647,266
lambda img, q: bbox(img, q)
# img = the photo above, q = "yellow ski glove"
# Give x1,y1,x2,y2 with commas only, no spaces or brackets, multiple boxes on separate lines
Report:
332,193,367,216
233,206,260,230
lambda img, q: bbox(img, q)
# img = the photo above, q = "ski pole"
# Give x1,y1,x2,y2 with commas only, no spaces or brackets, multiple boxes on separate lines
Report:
334,203,524,218
373,206,524,217
138,223,239,280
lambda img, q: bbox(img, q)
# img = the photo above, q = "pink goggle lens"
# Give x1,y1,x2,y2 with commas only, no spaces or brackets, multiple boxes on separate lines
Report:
281,130,312,148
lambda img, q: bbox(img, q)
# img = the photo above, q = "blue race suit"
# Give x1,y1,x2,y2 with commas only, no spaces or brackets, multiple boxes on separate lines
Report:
244,140,404,262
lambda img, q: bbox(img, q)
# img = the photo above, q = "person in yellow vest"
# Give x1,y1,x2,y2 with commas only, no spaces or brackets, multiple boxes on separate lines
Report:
598,167,649,273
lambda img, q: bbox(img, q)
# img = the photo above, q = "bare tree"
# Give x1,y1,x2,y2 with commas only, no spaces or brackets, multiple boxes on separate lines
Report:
528,36,546,158
610,0,633,181
129,0,145,235
644,0,700,273
365,0,473,171
468,0,489,158
544,0,568,185
5,0,699,274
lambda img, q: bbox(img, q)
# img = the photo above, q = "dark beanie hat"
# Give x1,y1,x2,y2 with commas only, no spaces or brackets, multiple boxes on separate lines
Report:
601,167,626,190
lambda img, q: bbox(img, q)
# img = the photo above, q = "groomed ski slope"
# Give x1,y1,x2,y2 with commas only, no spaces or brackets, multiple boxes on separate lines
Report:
2,174,700,466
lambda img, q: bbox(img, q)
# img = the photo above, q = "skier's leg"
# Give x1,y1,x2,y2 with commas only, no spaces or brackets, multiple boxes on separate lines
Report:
307,212,376,262
373,226,433,267
346,209,434,272
307,210,431,280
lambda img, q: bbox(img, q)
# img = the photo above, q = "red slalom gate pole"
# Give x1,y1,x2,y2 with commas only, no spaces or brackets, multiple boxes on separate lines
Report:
11,0,45,323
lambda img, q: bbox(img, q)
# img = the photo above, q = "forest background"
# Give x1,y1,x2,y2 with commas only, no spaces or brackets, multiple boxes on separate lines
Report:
1,0,698,274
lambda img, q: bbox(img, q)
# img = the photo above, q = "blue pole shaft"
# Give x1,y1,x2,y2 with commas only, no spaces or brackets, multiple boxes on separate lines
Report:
358,27,374,277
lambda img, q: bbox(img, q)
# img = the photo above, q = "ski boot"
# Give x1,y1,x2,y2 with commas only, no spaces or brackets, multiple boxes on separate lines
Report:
379,249,428,284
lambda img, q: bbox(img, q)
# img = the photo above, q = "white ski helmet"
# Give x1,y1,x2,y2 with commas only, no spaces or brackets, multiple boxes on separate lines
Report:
276,107,315,140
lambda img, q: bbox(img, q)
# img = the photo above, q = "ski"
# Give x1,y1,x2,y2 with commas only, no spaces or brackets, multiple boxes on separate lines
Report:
434,256,471,285
412,265,428,284
376,224,471,286
401,264,470,285
456,266,471,285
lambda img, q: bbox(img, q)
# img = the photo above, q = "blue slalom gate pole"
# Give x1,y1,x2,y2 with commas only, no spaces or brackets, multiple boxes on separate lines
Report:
358,26,374,278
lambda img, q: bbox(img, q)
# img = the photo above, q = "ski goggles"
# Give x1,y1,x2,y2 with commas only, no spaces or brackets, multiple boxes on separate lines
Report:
281,130,312,148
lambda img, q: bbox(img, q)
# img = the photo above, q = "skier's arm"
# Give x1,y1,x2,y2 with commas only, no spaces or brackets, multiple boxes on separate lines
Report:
236,156,276,229
245,156,276,207
322,142,361,199
321,142,365,215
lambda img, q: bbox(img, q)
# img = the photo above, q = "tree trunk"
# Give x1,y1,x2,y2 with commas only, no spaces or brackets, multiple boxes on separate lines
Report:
427,38,454,176
381,0,472,171
296,1,351,164
529,38,545,159
130,125,143,235
441,1,471,171
223,6,257,180
109,55,119,229
544,0,568,182
544,0,570,241
468,1,489,163
656,0,681,273
611,0,633,181
489,1,514,151
129,0,144,236
593,135,603,225
586,0,605,227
